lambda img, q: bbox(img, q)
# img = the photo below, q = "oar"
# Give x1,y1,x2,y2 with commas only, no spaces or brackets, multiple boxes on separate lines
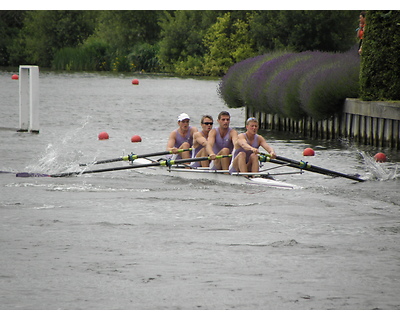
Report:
17,155,231,178
79,148,192,166
259,153,365,182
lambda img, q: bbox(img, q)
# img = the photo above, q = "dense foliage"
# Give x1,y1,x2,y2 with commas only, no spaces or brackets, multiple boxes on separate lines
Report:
218,48,361,120
0,11,25,66
360,10,400,101
8,11,98,67
1,10,359,76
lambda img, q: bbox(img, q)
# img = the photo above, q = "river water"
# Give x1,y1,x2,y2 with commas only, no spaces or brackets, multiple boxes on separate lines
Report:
1,70,400,310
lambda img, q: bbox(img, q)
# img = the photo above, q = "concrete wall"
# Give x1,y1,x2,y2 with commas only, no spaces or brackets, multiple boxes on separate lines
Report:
246,98,400,149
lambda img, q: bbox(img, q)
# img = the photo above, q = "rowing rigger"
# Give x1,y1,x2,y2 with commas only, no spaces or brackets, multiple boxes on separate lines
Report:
78,148,192,166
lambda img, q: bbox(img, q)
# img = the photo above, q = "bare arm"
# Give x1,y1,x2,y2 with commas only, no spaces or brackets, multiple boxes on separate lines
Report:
193,131,216,159
192,132,201,149
230,129,239,146
258,135,276,158
207,129,216,148
235,133,258,153
204,141,216,159
166,131,177,152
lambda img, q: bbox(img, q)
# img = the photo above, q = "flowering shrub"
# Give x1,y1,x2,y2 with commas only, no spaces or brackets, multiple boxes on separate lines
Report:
218,53,280,109
299,49,360,120
243,52,296,114
218,52,283,108
263,52,315,117
219,48,360,120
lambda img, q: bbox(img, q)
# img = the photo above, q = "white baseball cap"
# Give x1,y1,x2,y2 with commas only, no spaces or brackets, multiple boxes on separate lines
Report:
177,113,190,121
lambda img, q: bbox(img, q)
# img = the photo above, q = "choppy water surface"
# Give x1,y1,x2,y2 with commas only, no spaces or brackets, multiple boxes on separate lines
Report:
1,71,399,310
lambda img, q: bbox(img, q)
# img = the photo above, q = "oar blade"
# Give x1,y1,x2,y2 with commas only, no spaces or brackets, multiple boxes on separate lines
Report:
16,172,51,177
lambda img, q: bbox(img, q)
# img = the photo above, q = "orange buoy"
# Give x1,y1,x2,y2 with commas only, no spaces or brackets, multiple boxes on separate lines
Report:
303,148,315,156
11,74,19,80
98,132,109,140
374,152,387,163
131,135,142,143
132,79,139,85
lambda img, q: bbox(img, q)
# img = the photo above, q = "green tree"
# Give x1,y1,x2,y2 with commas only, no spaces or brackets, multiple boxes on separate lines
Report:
157,10,221,71
11,10,98,67
203,12,256,76
51,11,163,72
250,10,359,53
93,10,161,53
0,11,26,66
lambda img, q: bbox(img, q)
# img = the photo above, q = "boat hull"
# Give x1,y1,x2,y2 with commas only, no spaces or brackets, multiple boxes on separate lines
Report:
132,159,299,189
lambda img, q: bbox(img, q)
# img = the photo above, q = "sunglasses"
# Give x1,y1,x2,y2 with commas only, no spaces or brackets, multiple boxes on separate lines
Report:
202,122,213,125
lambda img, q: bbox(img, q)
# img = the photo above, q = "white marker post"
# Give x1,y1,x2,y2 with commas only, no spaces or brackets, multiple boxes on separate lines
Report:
18,65,39,133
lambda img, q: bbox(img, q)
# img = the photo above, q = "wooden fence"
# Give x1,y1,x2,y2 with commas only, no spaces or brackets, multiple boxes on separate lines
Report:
246,98,400,150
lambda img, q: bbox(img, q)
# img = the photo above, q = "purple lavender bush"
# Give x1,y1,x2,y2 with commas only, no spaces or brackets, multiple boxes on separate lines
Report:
276,51,344,119
218,53,280,109
239,51,293,113
299,49,360,120
244,52,299,114
219,47,360,121
265,51,316,118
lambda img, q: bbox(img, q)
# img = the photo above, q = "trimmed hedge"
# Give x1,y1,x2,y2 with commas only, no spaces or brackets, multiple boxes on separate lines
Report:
360,10,400,101
219,48,360,121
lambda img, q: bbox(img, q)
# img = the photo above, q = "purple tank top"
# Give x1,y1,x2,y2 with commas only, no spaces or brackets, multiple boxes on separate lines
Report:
212,127,234,154
229,134,259,173
174,126,193,148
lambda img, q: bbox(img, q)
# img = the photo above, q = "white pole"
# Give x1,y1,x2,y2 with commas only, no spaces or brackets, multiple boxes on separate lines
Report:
29,66,40,133
18,66,29,131
18,65,39,133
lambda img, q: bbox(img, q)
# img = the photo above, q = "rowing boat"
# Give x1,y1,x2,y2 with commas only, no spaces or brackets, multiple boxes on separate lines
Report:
131,158,300,189
14,151,364,187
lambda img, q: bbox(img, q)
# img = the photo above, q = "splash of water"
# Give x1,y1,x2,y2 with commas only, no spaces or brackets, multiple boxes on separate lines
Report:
26,117,92,174
359,151,399,181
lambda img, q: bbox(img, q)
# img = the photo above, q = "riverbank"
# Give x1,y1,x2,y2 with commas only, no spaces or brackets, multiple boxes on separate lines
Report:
247,99,400,150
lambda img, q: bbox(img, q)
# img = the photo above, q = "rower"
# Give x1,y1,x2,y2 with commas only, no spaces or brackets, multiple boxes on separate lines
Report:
207,111,238,170
229,117,276,173
166,113,198,160
191,115,216,168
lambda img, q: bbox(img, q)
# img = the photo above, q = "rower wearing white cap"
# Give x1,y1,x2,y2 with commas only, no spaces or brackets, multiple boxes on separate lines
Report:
166,113,198,160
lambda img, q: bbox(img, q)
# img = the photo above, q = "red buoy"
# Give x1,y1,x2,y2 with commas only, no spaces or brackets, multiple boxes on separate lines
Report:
132,79,139,85
374,152,387,163
11,74,19,80
131,135,142,143
303,148,315,156
98,132,109,140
